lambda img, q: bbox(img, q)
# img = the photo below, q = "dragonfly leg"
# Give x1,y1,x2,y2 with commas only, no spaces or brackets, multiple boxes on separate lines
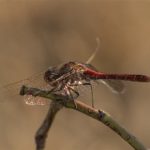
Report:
65,86,79,108
49,87,57,93
48,84,64,93
68,86,79,98
69,81,95,108
49,86,61,93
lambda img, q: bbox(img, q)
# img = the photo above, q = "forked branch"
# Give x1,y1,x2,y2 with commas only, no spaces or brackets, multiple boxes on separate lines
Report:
20,85,147,150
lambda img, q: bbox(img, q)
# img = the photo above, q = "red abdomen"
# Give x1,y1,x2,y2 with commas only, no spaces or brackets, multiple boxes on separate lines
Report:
84,68,150,82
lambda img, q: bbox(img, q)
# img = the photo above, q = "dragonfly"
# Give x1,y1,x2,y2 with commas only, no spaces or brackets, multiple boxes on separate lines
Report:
1,61,150,107
43,61,150,106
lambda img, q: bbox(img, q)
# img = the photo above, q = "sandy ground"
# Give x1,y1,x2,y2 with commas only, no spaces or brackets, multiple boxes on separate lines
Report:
0,1,150,150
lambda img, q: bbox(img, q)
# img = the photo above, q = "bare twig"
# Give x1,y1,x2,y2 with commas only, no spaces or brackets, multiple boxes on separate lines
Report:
35,101,63,150
20,85,147,150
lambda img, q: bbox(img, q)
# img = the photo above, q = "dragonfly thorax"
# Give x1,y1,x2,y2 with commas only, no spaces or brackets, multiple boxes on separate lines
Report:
44,62,88,89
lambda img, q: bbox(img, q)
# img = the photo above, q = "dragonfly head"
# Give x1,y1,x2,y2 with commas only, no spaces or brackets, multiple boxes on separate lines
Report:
44,67,60,86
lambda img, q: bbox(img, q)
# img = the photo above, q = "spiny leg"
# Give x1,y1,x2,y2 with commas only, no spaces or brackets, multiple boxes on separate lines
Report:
48,83,64,93
67,86,79,108
49,87,58,93
69,81,95,108
68,86,79,99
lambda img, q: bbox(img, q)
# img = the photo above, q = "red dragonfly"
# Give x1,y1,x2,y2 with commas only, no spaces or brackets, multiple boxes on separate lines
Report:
44,61,150,106
1,61,150,106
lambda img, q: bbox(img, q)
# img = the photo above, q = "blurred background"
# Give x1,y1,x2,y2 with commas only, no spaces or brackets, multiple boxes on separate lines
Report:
0,0,150,150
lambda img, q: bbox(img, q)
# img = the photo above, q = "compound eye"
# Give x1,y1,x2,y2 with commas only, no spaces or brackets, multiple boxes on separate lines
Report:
44,67,58,83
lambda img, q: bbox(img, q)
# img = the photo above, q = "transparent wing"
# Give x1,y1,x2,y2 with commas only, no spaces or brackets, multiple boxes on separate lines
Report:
100,79,125,94
0,70,52,105
72,84,94,105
